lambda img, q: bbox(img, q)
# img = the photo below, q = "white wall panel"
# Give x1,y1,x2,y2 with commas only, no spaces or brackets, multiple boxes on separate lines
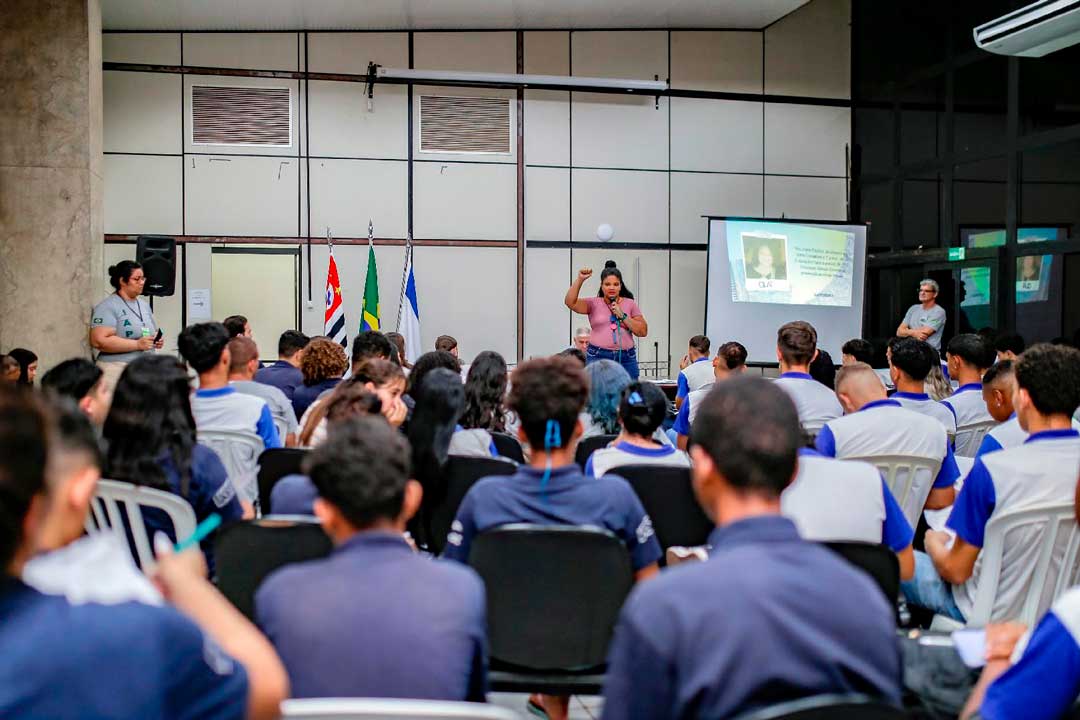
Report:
764,0,851,99
185,155,299,236
524,31,569,75
104,72,182,154
103,33,181,65
524,247,572,359
671,98,762,173
414,32,516,73
310,159,407,239
308,33,408,74
764,104,850,177
524,90,569,167
414,162,517,240
572,94,668,170
670,31,763,94
525,167,569,242
184,75,302,157
308,81,408,159
764,176,847,220
572,169,667,244
670,172,762,245
570,31,666,79
104,155,183,235
183,33,299,71
669,250,708,362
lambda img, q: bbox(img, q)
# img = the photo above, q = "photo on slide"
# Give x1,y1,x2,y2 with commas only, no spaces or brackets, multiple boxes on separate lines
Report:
1016,255,1051,302
741,232,790,292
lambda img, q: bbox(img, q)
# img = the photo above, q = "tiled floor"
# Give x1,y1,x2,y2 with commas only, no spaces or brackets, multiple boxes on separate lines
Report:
488,693,604,719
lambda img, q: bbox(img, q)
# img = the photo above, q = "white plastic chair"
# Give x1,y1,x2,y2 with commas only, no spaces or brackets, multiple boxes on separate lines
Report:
84,479,197,570
280,698,520,720
198,429,264,504
954,419,999,458
848,454,943,528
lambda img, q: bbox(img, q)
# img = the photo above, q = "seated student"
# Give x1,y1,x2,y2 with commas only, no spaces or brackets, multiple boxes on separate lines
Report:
351,330,394,374
994,332,1025,363
298,359,407,447
403,350,462,423
0,385,288,719
942,333,997,457
808,348,837,390
889,337,958,437
292,337,349,419
781,440,915,579
581,359,632,437
675,335,712,410
39,357,110,426
457,350,515,454
975,360,1025,458
773,321,843,432
601,377,902,720
256,416,486,701
178,323,281,454
386,331,412,371
254,330,309,401
228,337,298,447
816,363,959,518
842,338,875,366
926,346,954,401
906,344,1080,623
223,314,251,338
435,334,459,358
674,341,747,450
445,356,661,720
586,381,691,477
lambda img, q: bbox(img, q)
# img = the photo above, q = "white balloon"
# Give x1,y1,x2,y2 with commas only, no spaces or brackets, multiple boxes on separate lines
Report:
597,223,615,241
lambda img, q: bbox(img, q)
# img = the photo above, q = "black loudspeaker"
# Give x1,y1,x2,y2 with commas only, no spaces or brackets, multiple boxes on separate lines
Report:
135,235,176,297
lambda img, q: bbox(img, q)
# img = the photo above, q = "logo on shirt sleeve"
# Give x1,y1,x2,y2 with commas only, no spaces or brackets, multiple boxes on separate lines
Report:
447,519,464,547
636,515,655,545
212,481,237,508
92,316,104,325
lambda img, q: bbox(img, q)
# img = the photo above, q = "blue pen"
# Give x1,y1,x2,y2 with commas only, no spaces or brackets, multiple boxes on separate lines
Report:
174,513,222,552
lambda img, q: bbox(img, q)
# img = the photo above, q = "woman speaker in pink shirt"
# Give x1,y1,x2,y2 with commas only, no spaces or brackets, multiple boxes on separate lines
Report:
564,260,649,379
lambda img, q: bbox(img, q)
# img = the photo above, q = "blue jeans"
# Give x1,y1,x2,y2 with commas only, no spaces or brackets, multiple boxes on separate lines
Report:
901,551,966,622
586,344,639,379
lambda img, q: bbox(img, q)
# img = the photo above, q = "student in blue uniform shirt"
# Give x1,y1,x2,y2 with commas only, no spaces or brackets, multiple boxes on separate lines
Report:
942,333,997,457
974,360,1026,458
586,380,690,477
675,335,713,410
772,321,843,432
601,377,902,720
253,330,310,401
904,343,1080,623
673,340,747,449
0,385,288,720
256,415,487,701
888,337,958,438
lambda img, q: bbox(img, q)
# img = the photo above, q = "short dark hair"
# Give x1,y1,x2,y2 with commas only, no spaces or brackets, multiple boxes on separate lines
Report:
947,333,993,370
48,398,104,474
716,341,748,371
227,336,259,373
435,335,458,353
890,337,935,381
1014,343,1080,417
995,333,1025,356
808,349,837,390
842,338,874,365
689,377,800,497
0,386,49,569
557,347,587,366
508,356,588,449
278,330,310,358
40,358,103,402
777,321,817,366
982,358,1015,388
689,335,710,355
408,350,461,394
177,322,231,374
305,416,412,528
222,315,248,338
352,331,394,365
618,381,668,437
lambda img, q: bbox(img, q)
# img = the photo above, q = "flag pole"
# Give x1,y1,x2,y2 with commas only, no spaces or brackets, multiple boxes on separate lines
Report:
396,233,412,331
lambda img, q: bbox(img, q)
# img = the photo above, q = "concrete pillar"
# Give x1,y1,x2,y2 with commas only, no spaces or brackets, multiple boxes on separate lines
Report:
0,0,104,373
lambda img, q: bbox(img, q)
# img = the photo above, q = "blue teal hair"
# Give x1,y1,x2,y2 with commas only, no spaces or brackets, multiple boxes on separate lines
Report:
585,359,631,434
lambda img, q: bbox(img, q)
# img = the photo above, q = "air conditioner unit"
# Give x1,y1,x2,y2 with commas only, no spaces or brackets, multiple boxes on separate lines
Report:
974,0,1080,57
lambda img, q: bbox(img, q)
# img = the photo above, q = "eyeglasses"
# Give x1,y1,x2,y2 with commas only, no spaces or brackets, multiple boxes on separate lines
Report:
130,275,146,283
918,288,934,294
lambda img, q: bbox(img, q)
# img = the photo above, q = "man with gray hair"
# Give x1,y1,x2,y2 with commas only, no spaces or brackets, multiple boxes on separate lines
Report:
897,278,947,351
573,327,590,353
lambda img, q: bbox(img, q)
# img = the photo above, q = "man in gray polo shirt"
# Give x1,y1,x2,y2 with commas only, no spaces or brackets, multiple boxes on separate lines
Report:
897,278,947,351
227,336,298,447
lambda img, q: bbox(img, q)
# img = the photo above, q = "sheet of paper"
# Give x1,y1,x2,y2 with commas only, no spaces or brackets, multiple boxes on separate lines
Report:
952,628,987,668
187,288,212,320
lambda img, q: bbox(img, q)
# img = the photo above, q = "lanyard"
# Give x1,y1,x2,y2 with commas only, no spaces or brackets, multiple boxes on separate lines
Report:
119,295,144,324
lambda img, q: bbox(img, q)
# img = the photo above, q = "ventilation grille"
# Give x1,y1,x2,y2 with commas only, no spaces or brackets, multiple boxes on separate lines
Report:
192,85,291,146
419,95,512,154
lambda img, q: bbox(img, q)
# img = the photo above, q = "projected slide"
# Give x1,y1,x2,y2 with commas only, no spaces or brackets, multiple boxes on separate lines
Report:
724,220,855,307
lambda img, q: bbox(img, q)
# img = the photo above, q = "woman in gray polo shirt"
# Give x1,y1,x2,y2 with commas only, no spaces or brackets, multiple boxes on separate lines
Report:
89,261,163,395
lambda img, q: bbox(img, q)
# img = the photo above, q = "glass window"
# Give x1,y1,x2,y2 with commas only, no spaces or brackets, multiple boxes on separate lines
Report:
954,156,1007,244
1016,254,1063,343
959,265,993,332
1019,44,1080,135
899,75,945,168
859,181,895,252
1021,139,1080,242
901,177,941,248
954,57,1008,156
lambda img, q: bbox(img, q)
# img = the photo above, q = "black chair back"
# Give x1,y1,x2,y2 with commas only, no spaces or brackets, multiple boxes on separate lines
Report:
469,524,633,671
426,456,518,555
730,694,905,720
257,448,308,513
614,464,713,550
214,517,332,620
490,432,525,463
822,541,900,606
574,434,617,468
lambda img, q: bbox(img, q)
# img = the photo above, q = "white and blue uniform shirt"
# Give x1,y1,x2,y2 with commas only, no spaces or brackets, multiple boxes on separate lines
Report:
676,358,714,401
816,399,960,526
781,448,913,552
892,391,957,437
941,383,997,457
976,414,1080,459
191,387,281,450
982,585,1080,720
586,441,691,478
672,385,711,437
947,428,1080,622
448,427,499,459
773,372,843,431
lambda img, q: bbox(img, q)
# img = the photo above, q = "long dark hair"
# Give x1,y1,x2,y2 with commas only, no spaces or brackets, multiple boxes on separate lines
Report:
460,351,508,432
596,260,635,300
7,348,37,386
102,355,197,497
407,369,464,494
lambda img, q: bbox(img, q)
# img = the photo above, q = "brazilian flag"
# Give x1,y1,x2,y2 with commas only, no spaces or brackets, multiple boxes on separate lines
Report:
360,242,380,332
